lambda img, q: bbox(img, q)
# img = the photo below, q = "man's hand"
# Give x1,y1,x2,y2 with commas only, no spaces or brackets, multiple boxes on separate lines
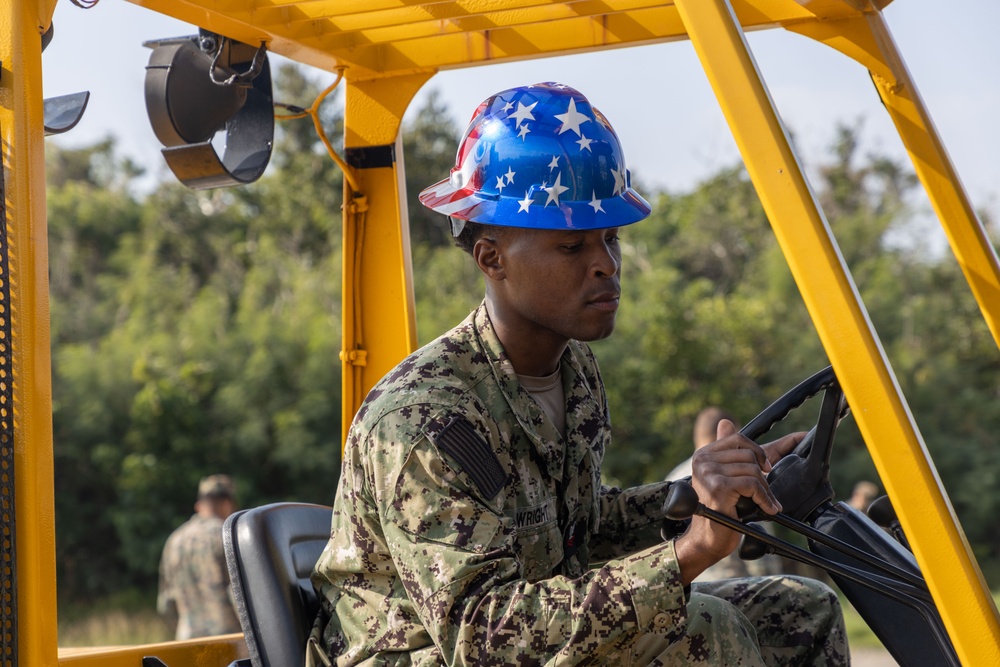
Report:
673,419,804,585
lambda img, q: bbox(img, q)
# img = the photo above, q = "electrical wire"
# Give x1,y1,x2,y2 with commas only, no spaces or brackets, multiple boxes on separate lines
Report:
274,67,360,193
276,68,368,406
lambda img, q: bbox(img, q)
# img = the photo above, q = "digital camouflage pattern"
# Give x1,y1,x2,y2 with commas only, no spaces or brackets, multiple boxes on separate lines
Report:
310,303,848,666
157,514,241,640
660,577,848,665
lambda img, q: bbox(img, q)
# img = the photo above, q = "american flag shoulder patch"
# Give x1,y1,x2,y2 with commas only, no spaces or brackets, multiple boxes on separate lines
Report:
433,416,508,499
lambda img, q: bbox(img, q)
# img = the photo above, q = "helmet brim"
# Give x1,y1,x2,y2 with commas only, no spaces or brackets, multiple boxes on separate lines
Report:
419,177,651,231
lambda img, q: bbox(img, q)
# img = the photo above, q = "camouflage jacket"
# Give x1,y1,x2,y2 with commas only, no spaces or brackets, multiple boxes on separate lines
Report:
311,303,687,666
157,513,241,640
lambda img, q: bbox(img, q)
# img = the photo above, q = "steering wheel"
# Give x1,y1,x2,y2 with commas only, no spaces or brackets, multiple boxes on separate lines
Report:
735,365,848,522
662,367,962,667
662,365,848,530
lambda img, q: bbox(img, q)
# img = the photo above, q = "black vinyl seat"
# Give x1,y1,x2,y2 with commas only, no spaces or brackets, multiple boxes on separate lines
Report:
223,502,332,667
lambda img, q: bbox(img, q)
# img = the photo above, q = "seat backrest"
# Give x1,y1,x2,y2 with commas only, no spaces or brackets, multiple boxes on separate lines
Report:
223,502,332,667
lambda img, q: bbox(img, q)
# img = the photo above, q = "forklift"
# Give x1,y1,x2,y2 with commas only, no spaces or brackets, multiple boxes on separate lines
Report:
3,1,999,665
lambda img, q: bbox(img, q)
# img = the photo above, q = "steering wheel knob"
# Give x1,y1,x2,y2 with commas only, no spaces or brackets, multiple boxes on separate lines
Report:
738,528,769,561
663,479,700,521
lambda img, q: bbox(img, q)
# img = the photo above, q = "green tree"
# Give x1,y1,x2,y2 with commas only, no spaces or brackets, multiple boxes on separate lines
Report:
47,99,1000,603
402,90,461,248
49,67,349,598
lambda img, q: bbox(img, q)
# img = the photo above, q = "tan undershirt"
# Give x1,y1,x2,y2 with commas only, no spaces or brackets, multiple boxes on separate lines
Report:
517,368,566,437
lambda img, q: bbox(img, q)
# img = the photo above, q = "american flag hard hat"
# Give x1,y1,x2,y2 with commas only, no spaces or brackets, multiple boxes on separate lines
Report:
419,82,651,231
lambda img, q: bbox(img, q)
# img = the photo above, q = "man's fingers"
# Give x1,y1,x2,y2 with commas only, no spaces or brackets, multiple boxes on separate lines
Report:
698,449,769,472
707,425,772,472
692,424,795,516
715,418,737,440
762,430,807,465
748,491,782,515
728,477,782,515
695,462,781,515
731,435,771,472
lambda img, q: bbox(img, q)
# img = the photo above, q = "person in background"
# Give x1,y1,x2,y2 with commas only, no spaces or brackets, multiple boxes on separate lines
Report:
849,480,880,513
665,406,738,481
157,474,242,640
667,406,785,582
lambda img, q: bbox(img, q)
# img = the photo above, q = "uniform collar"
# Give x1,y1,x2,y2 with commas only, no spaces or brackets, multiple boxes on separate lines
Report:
472,302,603,482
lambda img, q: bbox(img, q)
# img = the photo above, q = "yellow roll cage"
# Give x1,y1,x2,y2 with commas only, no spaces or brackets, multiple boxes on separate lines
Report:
3,0,1000,665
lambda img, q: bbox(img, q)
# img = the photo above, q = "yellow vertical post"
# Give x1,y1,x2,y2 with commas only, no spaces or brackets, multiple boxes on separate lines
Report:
340,73,432,443
672,0,1000,663
0,2,59,667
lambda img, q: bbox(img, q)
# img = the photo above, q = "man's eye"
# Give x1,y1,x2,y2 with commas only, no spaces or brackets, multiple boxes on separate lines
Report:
606,235,620,244
562,243,583,252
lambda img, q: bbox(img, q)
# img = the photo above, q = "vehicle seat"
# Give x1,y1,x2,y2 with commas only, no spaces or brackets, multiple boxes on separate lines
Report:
223,502,332,667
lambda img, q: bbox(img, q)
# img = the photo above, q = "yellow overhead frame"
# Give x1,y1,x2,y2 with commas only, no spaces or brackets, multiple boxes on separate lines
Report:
0,0,996,665
129,0,878,79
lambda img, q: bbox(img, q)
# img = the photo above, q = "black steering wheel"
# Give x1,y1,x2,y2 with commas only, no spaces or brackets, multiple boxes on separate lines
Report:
736,365,848,522
662,367,961,667
661,365,848,528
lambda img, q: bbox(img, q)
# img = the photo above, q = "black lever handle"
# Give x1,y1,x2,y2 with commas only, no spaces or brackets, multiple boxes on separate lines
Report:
867,495,911,551
663,479,700,521
663,481,928,594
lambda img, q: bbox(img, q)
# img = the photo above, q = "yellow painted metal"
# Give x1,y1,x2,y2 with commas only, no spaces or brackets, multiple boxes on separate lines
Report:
1,3,59,667
340,75,430,442
58,634,247,667
33,0,60,32
788,12,1000,659
128,0,871,80
5,0,991,663
791,12,1000,360
673,0,1000,662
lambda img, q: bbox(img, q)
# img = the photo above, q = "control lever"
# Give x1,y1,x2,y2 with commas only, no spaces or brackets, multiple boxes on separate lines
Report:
737,529,769,561
662,480,932,606
663,480,769,559
867,495,911,551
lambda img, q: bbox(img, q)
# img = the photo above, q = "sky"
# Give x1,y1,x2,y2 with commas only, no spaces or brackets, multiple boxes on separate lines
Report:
43,0,1000,220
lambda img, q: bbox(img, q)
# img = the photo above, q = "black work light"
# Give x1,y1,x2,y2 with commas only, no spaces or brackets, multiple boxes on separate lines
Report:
144,31,273,189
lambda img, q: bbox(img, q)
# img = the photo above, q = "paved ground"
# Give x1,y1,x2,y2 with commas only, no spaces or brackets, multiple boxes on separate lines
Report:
852,647,898,666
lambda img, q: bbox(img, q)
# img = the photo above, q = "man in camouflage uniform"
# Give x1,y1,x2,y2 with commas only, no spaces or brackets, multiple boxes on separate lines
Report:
310,83,848,666
158,474,242,640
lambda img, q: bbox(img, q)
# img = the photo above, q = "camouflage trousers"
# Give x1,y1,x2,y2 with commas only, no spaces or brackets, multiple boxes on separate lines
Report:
628,575,849,666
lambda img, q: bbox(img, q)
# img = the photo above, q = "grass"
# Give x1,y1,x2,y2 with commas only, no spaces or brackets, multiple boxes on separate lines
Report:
59,608,172,647
58,592,172,648
842,599,887,650
54,590,996,653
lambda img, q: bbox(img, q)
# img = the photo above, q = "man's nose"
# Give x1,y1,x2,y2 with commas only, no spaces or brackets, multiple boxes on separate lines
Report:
592,242,620,277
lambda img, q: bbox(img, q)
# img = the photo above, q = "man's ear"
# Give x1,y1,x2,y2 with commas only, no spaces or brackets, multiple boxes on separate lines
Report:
473,236,505,280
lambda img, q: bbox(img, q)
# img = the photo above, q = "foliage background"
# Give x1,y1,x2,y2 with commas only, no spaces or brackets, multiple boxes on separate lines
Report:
47,66,1000,606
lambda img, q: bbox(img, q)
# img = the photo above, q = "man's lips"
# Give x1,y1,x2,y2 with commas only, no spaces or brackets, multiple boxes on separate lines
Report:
587,292,621,310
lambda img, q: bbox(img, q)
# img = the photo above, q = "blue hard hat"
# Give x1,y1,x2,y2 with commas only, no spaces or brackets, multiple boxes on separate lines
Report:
419,82,651,231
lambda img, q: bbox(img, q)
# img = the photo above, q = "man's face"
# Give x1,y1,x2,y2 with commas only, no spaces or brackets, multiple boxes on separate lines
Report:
489,226,623,346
